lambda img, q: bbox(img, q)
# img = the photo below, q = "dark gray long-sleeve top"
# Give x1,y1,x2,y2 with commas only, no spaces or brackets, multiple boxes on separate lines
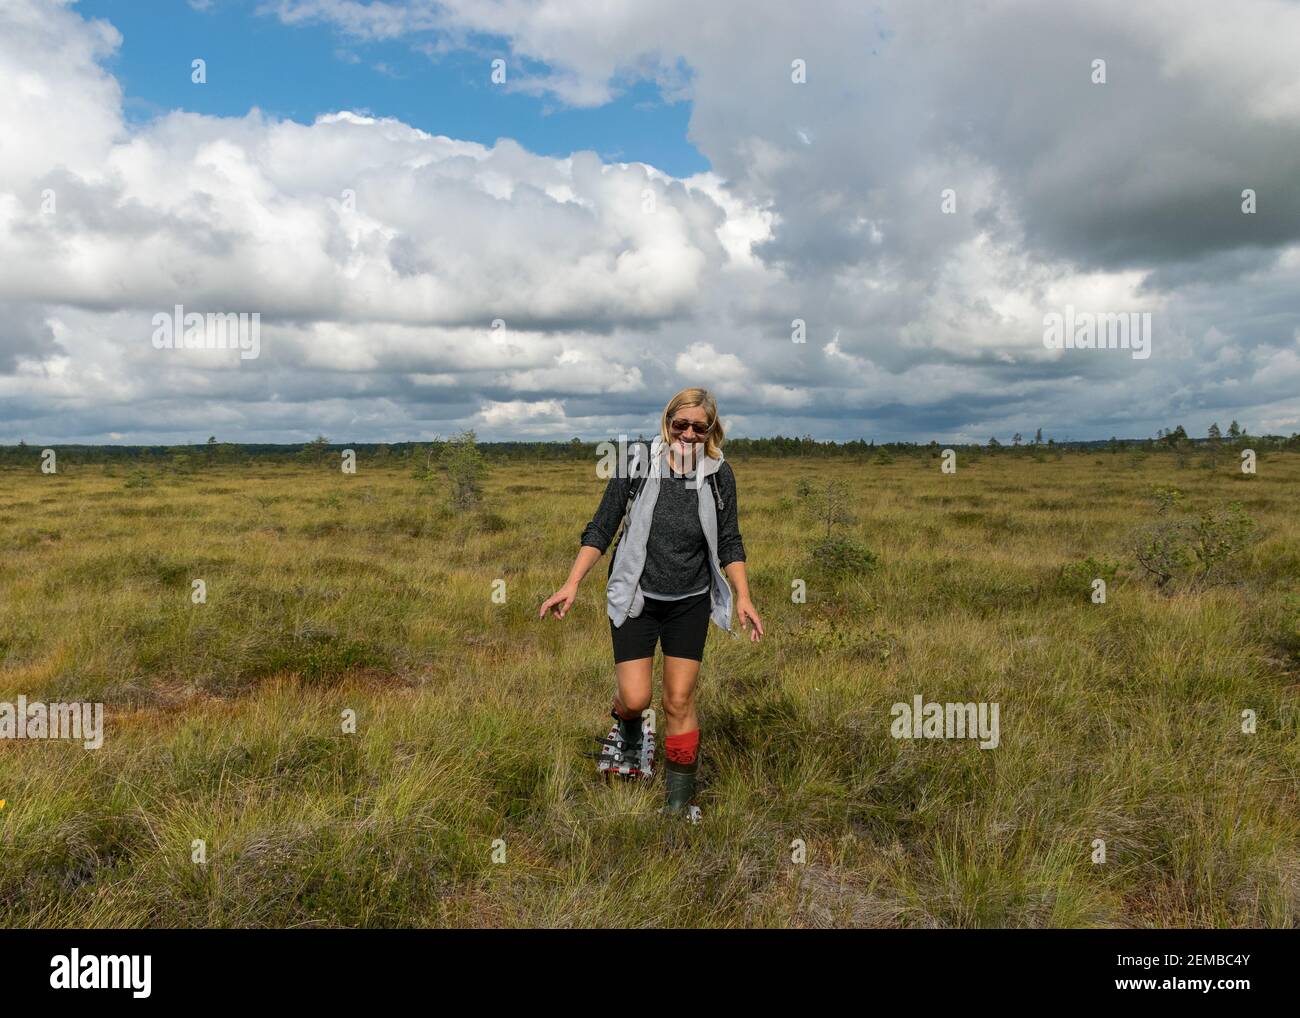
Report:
581,459,745,597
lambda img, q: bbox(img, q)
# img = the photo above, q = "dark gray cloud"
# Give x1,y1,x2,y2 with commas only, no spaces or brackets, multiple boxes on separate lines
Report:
0,301,63,372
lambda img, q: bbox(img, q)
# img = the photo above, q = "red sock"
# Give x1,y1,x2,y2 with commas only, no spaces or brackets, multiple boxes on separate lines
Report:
664,729,699,765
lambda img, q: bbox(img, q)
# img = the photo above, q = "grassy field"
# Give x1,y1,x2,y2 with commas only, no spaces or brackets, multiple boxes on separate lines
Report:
1,449,1298,927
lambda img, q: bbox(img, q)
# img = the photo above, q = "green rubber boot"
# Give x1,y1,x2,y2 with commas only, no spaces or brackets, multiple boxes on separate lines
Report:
663,758,698,815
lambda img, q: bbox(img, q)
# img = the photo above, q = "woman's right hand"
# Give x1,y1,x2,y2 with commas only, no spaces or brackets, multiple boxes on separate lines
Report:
539,583,579,620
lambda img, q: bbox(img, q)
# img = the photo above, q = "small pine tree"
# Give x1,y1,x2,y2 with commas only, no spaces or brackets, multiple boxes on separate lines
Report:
809,480,854,539
1206,423,1222,467
802,480,876,578
440,430,486,510
301,435,329,465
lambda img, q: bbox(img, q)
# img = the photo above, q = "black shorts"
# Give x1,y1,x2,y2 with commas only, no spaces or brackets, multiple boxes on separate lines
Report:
610,591,710,663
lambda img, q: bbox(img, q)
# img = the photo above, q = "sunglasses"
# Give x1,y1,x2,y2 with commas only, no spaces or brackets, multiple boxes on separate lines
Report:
670,418,712,435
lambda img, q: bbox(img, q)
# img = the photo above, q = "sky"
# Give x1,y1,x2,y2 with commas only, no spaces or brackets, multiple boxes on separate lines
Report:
2,0,1299,445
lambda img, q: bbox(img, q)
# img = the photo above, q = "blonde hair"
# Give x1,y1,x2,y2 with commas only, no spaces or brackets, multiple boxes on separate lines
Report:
660,387,725,459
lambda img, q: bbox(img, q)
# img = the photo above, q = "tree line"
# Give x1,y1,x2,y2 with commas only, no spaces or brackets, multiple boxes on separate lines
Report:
1,423,1297,468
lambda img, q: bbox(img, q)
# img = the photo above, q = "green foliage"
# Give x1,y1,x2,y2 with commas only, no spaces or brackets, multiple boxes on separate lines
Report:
411,439,446,481
439,430,487,511
1055,556,1121,601
300,435,331,466
810,533,879,578
798,609,895,661
262,635,391,684
1161,425,1189,447
1131,489,1258,589
795,479,877,578
1150,486,1184,514
7,429,1300,470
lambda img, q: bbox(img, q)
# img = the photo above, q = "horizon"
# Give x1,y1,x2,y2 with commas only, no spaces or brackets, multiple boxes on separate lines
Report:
2,425,1284,452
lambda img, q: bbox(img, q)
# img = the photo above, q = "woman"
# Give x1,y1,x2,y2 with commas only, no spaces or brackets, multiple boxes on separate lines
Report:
538,387,764,819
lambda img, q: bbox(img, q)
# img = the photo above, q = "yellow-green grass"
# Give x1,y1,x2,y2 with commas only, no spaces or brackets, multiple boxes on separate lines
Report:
0,451,1297,927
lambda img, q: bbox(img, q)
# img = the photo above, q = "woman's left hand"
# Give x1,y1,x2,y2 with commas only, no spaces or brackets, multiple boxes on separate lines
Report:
736,598,764,643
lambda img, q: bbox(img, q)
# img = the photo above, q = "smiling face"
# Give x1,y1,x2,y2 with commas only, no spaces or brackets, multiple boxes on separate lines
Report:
660,387,724,460
668,403,712,446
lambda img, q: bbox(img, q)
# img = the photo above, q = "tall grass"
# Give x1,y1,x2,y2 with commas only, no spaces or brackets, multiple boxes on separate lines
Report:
0,451,1296,927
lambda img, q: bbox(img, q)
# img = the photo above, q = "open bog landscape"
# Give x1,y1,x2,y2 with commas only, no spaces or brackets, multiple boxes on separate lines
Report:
1,447,1297,928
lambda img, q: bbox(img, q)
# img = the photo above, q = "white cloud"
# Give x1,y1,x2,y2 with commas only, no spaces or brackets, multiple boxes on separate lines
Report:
2,0,1299,444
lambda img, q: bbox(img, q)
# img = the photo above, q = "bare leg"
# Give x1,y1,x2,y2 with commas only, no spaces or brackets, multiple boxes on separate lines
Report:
613,657,654,716
661,655,701,736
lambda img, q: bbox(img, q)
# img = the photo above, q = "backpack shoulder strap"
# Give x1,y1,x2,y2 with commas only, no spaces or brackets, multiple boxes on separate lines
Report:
621,448,724,520
621,441,652,521
623,473,646,518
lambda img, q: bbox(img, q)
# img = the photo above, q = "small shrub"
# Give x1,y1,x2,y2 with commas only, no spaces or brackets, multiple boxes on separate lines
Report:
412,440,446,481
811,534,878,578
1056,556,1121,600
1130,490,1257,589
797,480,876,579
800,616,885,658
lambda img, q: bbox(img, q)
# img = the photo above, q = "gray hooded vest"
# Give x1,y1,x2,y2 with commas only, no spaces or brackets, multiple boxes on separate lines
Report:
606,436,734,634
